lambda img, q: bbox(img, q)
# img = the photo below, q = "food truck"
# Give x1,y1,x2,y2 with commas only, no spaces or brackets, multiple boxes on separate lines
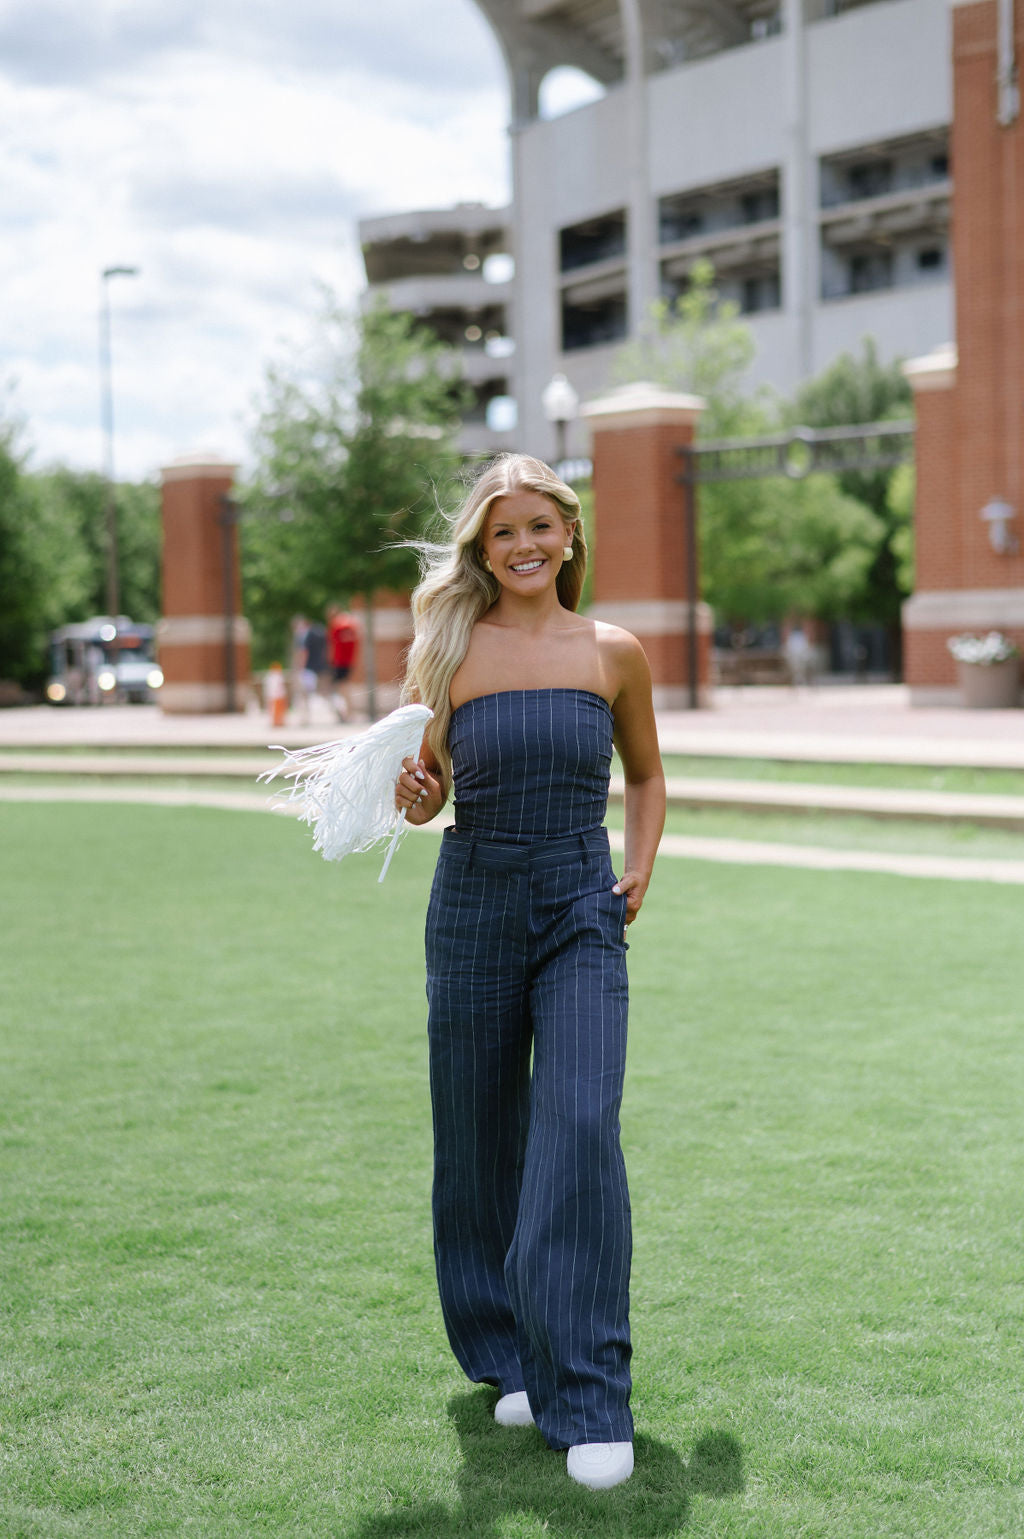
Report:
46,617,163,705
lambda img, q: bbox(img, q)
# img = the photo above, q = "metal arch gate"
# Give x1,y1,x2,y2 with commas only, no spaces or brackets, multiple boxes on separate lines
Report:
676,418,916,708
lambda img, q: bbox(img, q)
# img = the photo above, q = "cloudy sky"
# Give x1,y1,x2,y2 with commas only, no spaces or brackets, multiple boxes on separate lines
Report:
0,0,518,480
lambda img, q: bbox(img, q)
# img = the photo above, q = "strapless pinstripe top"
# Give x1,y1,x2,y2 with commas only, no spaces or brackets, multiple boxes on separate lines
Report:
448,688,613,843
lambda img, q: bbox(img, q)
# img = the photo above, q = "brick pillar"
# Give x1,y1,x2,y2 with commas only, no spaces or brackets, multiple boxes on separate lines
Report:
581,381,711,707
902,0,1024,701
157,455,252,714
349,591,414,718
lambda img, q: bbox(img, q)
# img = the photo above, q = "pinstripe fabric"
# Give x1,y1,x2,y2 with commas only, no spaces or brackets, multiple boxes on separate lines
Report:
449,688,612,841
425,689,633,1451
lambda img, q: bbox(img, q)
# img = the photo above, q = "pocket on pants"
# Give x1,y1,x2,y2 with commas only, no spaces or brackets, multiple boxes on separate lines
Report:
426,865,516,975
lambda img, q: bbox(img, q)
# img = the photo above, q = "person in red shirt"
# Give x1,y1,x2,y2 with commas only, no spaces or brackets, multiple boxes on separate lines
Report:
325,602,361,721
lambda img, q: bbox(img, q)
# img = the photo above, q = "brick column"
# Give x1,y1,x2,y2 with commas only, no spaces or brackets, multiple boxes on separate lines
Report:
902,1,1024,702
157,455,252,714
349,591,415,718
581,381,711,707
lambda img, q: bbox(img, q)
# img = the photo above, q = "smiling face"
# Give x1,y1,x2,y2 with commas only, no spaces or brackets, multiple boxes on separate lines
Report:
479,490,575,595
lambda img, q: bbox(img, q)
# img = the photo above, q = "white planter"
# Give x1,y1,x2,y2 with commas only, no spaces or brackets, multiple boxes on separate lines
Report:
956,657,1021,709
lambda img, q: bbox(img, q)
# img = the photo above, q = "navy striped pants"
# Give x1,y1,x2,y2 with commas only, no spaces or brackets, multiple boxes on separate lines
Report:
425,824,633,1450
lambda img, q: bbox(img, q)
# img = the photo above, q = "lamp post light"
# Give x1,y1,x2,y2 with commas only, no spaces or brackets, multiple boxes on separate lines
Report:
541,372,579,473
99,265,139,619
218,494,242,716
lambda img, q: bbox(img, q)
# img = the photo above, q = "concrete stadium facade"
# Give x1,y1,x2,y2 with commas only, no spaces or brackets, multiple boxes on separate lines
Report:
362,0,953,461
358,203,517,457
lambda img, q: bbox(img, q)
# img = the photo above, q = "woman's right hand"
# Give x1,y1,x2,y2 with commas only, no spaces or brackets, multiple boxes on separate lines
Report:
395,756,442,824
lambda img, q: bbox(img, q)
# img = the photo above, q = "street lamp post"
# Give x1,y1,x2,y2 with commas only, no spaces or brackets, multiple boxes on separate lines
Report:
218,494,241,715
541,372,579,473
99,265,139,619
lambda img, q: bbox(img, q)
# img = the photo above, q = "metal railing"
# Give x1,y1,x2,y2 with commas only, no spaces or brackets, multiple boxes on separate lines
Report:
675,418,915,707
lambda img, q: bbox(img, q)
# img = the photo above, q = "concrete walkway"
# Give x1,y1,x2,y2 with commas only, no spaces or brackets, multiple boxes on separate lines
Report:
4,782,1024,886
652,776,1024,830
5,751,1024,829
4,684,1024,766
5,686,1024,886
656,684,1024,768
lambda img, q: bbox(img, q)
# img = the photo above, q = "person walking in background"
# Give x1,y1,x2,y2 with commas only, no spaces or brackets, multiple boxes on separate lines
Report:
290,615,316,726
305,615,328,722
393,454,665,1492
784,621,814,690
326,602,360,721
264,661,288,728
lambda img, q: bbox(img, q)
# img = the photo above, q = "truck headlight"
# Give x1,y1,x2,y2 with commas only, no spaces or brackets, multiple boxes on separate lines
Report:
147,668,164,689
97,670,117,692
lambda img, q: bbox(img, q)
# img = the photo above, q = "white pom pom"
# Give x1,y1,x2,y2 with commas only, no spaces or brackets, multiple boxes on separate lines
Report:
259,703,434,874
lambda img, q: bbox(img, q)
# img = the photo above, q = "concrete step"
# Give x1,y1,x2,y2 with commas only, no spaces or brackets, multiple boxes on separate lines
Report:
613,775,1024,831
0,751,277,778
4,753,1024,829
4,782,1024,886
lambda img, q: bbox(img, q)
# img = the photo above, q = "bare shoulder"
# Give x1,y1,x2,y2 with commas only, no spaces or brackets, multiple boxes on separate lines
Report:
598,623,660,779
595,621,652,698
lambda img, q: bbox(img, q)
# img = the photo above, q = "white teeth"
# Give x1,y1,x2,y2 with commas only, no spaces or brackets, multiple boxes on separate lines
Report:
511,560,543,572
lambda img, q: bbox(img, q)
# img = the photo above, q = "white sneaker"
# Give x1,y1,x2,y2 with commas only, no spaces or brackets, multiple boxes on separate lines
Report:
567,1441,634,1490
494,1391,534,1427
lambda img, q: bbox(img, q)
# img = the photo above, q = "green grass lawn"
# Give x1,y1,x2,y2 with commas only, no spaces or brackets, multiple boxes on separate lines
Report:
9,749,1024,800
9,766,1024,866
0,747,270,761
0,774,268,799
652,756,1024,798
608,804,1024,864
1,804,1022,1538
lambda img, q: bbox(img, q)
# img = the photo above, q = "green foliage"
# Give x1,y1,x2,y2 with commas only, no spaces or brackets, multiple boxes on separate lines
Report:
610,282,915,636
793,338,914,628
0,418,45,682
244,297,465,670
701,472,884,625
887,460,916,595
794,335,911,434
0,393,161,685
29,468,162,625
610,260,762,434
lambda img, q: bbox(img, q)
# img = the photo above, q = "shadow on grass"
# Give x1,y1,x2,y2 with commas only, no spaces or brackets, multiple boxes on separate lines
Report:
355,1390,743,1538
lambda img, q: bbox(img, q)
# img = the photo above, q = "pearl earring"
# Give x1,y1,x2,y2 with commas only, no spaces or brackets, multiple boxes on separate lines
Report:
482,556,493,573
562,546,573,562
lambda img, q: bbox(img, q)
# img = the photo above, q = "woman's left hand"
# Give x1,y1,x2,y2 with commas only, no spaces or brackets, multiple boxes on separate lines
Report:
612,870,649,926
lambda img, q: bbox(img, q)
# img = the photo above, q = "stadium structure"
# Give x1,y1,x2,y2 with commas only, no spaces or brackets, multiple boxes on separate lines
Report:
359,0,952,462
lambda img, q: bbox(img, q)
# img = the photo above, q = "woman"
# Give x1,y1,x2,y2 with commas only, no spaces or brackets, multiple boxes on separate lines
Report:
394,454,665,1491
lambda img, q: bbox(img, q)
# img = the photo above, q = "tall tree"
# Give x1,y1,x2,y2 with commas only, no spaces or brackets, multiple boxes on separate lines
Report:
610,259,762,434
609,264,887,629
29,469,161,625
0,397,161,687
244,297,465,714
0,416,44,684
700,472,884,628
793,338,914,670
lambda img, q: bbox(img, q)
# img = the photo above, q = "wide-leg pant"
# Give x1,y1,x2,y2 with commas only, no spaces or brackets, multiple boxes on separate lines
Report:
425,824,633,1451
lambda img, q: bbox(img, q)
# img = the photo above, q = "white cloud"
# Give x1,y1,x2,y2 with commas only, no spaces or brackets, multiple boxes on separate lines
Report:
0,0,509,479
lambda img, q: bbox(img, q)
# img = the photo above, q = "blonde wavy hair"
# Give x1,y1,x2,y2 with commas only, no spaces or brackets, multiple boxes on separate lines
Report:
402,453,587,789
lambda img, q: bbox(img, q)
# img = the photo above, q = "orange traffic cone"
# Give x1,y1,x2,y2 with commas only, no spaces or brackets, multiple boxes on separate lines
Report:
266,662,288,728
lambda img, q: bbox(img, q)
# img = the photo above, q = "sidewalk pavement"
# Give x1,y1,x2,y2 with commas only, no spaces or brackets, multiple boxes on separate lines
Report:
5,780,1024,887
4,753,1024,829
3,684,1024,766
656,684,1024,767
6,687,1024,885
